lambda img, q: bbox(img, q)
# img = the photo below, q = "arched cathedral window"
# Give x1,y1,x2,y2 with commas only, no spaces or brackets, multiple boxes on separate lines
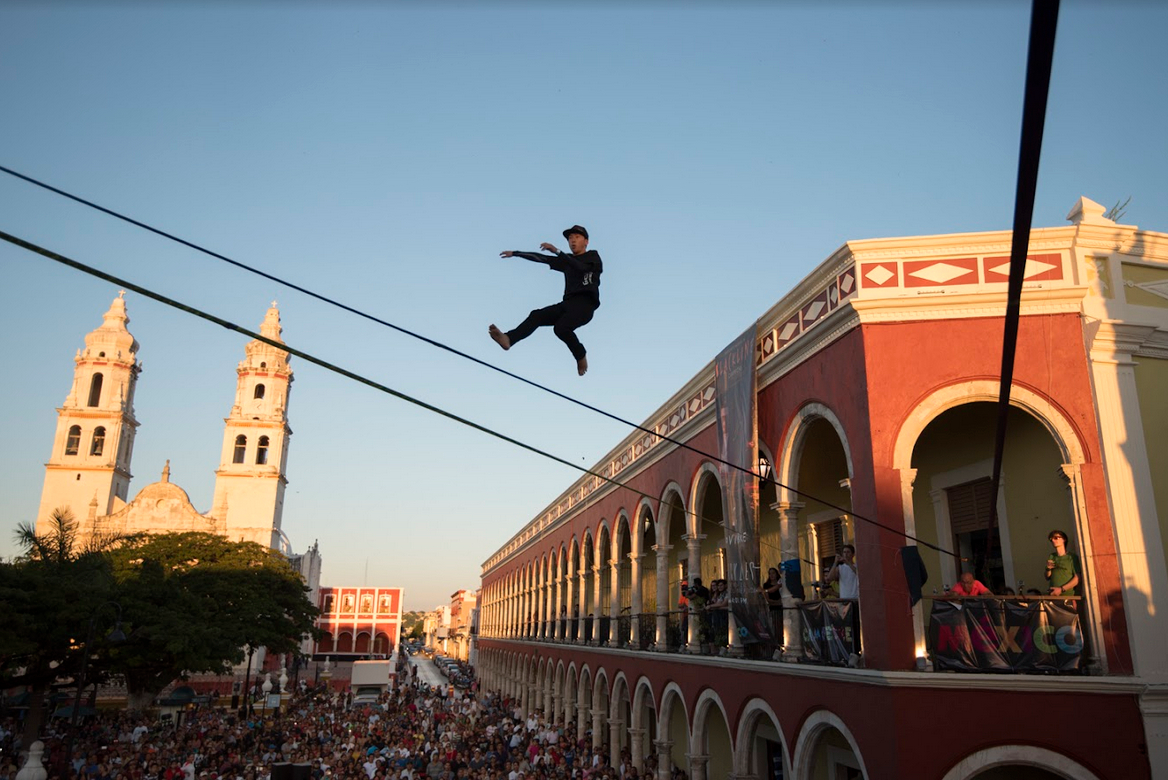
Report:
90,426,106,457
256,436,270,465
233,435,247,464
65,425,81,456
254,384,265,400
87,374,103,407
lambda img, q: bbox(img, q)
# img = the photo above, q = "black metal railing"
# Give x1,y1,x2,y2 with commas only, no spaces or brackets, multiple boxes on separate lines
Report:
583,616,593,643
665,610,685,652
597,616,611,645
636,613,656,650
614,614,631,646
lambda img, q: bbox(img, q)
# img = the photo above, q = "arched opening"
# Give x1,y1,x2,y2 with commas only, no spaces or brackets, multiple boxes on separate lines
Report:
256,435,270,465
804,724,863,780
632,680,658,773
735,701,789,780
564,665,578,728
254,383,266,399
693,468,726,651
910,403,1076,596
592,671,610,753
336,632,353,653
87,373,103,407
662,488,688,651
597,525,612,643
582,532,595,642
373,632,390,655
616,516,633,645
577,668,593,742
972,769,1066,780
90,426,106,457
660,687,690,777
692,693,734,780
65,425,82,456
354,631,371,654
793,418,853,597
609,675,633,768
233,435,247,464
638,505,658,649
318,632,335,653
558,546,569,639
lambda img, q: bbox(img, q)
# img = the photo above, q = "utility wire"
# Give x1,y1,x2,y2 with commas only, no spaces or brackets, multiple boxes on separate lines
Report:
0,166,957,558
0,228,796,555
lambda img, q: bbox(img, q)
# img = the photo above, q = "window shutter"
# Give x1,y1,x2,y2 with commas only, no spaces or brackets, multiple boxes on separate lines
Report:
948,478,994,535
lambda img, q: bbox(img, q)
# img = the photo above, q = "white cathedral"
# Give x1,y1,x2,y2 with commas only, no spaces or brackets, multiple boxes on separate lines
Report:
34,293,321,608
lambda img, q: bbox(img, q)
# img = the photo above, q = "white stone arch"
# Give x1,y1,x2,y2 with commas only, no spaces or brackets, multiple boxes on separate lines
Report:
791,709,869,780
690,687,733,756
688,462,723,538
892,380,1086,469
776,401,855,505
634,497,657,557
608,671,632,722
733,698,791,780
577,664,594,710
614,509,633,560
631,676,658,731
594,518,613,564
591,667,610,712
657,681,690,739
563,662,579,724
657,481,688,546
940,745,1102,780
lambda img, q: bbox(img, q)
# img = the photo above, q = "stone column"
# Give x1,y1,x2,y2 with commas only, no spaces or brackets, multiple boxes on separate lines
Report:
897,469,930,671
592,706,605,750
628,727,646,771
590,563,603,645
552,693,563,726
576,703,590,743
630,551,644,647
553,569,563,641
688,753,710,780
608,717,625,766
655,740,674,780
682,534,705,650
1060,463,1105,672
565,562,576,642
607,559,621,645
577,570,589,643
774,502,805,661
654,544,671,650
1090,325,1168,680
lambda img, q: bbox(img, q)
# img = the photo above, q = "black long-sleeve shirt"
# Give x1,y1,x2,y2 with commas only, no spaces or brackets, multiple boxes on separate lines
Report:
512,250,602,306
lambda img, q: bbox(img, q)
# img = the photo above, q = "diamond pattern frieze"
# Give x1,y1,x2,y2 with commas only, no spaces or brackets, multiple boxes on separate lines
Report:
904,257,979,286
982,253,1063,283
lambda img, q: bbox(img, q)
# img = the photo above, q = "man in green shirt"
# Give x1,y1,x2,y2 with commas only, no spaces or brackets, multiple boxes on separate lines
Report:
1045,529,1080,597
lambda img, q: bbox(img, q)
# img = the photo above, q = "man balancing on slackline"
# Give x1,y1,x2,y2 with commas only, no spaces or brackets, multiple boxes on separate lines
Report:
489,225,602,376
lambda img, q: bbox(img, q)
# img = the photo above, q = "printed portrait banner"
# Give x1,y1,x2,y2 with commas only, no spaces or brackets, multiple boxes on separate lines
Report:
799,600,860,666
714,324,776,649
928,598,1083,673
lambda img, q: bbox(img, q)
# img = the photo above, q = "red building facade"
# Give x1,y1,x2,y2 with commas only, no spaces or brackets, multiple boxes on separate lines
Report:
475,201,1168,780
314,586,403,657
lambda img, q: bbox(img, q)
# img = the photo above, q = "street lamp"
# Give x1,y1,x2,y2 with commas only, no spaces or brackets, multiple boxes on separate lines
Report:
65,601,125,767
758,455,773,484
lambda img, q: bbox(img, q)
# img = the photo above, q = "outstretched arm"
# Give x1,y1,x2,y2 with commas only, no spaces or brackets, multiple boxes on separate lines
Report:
500,250,558,265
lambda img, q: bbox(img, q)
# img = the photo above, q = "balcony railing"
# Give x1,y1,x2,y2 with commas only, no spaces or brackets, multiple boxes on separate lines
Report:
485,596,1088,676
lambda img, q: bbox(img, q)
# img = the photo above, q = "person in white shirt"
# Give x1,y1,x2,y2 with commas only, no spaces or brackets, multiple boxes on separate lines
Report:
826,544,859,600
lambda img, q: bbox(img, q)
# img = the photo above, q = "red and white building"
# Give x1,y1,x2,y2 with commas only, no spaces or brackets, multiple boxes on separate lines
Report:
474,198,1168,780
314,586,403,657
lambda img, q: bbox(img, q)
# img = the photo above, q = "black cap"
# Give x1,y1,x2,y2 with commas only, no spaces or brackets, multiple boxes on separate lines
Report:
562,225,589,240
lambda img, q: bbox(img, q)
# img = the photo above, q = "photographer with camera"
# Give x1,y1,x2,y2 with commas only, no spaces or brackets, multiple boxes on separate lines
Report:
825,545,859,600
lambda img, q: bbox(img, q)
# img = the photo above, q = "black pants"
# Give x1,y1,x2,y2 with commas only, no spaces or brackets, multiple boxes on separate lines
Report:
506,296,597,361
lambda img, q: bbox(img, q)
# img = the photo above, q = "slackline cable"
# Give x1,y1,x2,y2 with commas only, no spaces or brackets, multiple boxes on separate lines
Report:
0,168,959,558
985,0,1060,564
0,228,813,554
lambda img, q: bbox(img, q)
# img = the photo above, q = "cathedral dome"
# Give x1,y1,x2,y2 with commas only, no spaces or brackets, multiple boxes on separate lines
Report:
132,461,193,507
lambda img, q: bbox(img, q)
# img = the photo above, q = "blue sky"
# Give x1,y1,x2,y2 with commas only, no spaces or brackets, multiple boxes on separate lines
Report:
2,1,1166,610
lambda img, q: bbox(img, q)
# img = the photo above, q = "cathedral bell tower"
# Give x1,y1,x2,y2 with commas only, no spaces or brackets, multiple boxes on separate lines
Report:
37,292,141,536
211,303,293,550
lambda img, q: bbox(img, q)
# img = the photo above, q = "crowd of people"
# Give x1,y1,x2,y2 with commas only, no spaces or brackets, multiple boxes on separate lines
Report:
0,657,678,780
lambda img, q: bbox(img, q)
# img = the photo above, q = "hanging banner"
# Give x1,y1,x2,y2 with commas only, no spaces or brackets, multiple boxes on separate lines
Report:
928,598,1082,672
799,600,860,665
714,325,776,650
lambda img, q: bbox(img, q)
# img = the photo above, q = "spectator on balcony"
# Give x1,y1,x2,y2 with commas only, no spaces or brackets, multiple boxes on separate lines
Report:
678,578,689,637
825,545,858,600
1045,529,1080,596
707,579,730,646
946,571,993,598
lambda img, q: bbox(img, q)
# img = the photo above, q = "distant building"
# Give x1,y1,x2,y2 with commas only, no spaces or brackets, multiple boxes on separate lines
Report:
447,588,478,661
422,605,450,653
314,586,403,657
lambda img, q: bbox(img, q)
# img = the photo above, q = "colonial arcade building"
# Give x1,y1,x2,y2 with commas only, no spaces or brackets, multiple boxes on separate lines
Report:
474,198,1168,780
